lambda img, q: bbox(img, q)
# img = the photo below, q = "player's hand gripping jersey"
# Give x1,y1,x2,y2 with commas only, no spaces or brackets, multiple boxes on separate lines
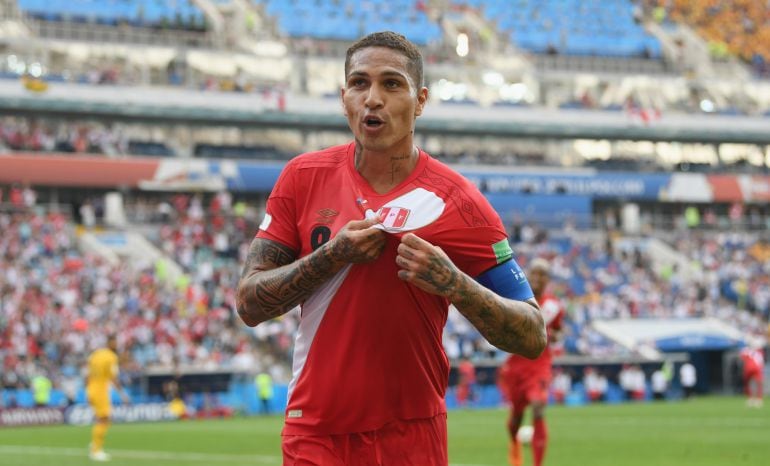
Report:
258,143,525,435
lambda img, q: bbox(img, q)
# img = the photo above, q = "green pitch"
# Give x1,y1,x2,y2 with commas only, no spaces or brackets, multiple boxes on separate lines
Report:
1,396,767,465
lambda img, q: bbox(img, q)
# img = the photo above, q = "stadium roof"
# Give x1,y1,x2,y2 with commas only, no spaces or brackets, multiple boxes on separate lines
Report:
593,317,760,357
1,80,770,144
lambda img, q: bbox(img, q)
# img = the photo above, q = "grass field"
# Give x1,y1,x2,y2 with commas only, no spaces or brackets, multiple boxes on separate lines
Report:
1,396,768,465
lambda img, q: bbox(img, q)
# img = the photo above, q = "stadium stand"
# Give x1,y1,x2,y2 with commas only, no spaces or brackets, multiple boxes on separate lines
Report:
469,0,662,58
18,0,206,30
0,200,291,405
0,0,768,414
258,0,441,45
1,190,766,407
656,0,770,77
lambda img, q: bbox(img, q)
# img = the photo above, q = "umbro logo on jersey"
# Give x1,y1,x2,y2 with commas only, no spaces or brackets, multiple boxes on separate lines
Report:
315,208,339,224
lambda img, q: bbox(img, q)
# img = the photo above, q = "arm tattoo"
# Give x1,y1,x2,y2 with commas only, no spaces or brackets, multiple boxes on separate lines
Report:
236,238,344,326
240,239,294,279
450,275,546,358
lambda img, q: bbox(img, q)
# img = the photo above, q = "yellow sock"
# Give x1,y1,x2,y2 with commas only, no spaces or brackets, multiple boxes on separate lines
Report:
91,422,109,452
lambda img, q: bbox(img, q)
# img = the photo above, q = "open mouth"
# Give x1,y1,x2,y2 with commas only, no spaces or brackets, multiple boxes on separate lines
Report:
364,116,384,128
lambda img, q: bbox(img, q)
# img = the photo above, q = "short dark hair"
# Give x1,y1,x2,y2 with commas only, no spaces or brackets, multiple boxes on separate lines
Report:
345,31,424,88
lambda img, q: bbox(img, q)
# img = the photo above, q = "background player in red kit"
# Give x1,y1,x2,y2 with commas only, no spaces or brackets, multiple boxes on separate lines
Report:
498,258,564,466
456,357,477,407
739,344,765,408
236,31,546,465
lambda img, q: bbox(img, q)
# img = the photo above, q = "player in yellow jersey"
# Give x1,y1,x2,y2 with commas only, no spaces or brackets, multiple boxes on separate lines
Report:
86,335,128,462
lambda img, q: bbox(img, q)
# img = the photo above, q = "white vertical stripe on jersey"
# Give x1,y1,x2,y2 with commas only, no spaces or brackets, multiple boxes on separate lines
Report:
286,264,353,404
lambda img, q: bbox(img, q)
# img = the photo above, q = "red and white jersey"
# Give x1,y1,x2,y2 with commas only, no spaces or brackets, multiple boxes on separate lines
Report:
257,142,510,435
740,347,765,377
500,293,564,382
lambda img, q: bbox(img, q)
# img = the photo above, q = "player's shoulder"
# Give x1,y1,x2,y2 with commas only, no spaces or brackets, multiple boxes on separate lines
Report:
419,154,500,227
288,143,350,171
418,154,488,205
421,155,481,194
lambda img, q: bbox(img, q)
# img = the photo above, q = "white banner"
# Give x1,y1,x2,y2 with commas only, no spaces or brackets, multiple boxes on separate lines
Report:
65,403,177,426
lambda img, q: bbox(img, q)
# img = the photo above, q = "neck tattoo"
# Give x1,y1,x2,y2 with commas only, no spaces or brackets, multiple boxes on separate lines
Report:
390,147,417,183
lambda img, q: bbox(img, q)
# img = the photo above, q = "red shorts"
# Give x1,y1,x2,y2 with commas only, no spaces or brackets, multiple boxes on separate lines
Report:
744,371,763,394
282,414,448,466
506,374,550,414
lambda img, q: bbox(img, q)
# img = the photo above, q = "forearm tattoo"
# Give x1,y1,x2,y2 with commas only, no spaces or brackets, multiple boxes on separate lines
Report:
452,276,546,358
237,239,342,325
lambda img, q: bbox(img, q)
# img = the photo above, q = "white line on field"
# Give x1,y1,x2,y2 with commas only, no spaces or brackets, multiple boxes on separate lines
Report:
0,445,491,466
0,445,278,464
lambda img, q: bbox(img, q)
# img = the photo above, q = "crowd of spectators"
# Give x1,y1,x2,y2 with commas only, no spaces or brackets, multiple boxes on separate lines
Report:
650,0,770,77
1,191,767,407
3,116,769,176
0,117,299,160
3,0,769,116
0,118,132,157
445,223,769,364
0,117,541,165
671,232,770,326
0,200,289,406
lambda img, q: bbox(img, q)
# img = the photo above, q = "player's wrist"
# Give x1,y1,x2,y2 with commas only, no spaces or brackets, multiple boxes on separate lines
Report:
444,271,471,301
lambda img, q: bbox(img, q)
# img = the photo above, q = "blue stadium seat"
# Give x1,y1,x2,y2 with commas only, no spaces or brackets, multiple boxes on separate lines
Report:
564,385,587,406
15,389,35,407
256,0,441,45
471,0,662,58
605,383,625,404
49,389,68,406
17,0,205,28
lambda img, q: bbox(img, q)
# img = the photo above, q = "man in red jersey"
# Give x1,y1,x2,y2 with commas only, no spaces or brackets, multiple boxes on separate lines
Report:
456,357,477,407
740,344,765,408
236,31,546,465
498,258,564,466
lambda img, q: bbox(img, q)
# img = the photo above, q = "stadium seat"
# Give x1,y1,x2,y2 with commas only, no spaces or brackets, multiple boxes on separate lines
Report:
17,0,206,29
15,389,35,408
256,0,441,45
470,0,662,59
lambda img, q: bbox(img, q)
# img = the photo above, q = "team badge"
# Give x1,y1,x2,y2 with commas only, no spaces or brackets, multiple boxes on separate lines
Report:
369,188,445,233
379,206,411,229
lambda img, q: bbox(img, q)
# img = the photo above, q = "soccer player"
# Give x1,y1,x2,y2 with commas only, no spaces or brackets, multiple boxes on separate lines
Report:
739,344,765,408
679,362,697,399
86,335,128,461
498,258,564,466
236,31,547,465
456,357,477,407
256,371,274,415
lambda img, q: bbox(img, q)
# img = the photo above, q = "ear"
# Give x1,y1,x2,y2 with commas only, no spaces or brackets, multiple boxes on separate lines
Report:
340,86,347,116
414,86,429,117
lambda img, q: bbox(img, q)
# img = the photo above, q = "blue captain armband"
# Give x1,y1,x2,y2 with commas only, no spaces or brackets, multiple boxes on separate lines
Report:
475,259,534,301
